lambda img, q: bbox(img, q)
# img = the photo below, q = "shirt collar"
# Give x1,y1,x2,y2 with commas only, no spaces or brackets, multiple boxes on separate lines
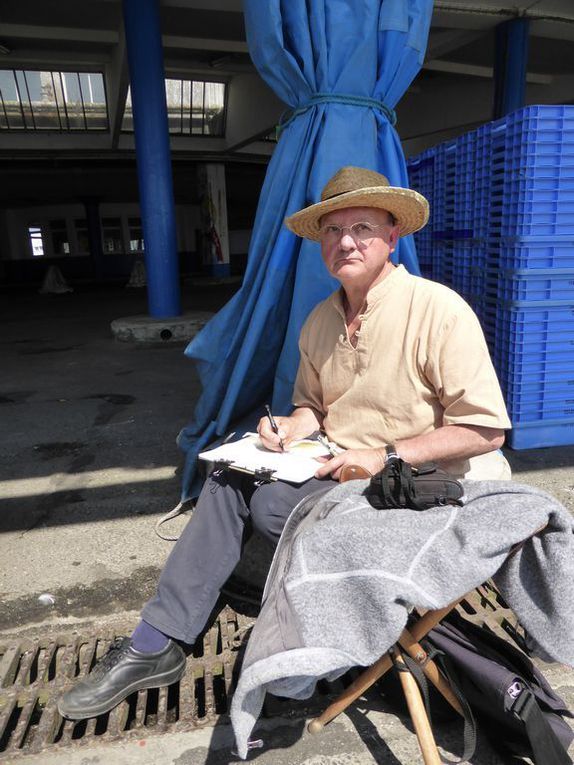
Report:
331,264,407,318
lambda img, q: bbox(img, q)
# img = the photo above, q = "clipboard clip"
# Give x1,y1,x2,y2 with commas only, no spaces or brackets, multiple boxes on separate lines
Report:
212,458,234,476
253,467,276,485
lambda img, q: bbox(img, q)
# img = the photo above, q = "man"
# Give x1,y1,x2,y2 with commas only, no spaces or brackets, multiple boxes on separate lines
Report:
59,166,511,720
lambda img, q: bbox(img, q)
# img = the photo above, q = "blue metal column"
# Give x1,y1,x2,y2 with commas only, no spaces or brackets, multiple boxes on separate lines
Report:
122,0,181,317
493,17,530,119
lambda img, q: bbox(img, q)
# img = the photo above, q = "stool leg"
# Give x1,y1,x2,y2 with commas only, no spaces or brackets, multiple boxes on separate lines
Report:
391,647,441,765
307,652,393,733
307,600,462,736
398,628,463,715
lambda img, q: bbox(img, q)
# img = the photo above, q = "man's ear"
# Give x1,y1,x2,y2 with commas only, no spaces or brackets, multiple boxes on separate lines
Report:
389,225,400,250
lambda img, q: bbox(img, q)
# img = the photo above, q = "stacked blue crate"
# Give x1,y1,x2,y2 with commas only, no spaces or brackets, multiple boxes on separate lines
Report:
406,147,435,278
407,105,574,449
484,106,574,448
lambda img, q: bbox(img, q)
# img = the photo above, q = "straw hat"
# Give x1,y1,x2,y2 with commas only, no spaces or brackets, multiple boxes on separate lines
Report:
285,166,429,241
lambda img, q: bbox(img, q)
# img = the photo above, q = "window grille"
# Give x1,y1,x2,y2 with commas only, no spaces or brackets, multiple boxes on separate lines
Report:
0,70,108,131
122,78,226,136
28,226,45,257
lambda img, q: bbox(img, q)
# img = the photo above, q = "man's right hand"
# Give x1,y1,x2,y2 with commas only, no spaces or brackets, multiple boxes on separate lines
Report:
256,406,324,452
257,415,297,451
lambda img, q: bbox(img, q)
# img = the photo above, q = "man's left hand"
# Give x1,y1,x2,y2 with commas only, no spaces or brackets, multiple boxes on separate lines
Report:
314,448,385,481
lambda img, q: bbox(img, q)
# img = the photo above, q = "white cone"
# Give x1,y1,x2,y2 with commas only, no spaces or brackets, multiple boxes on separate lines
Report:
39,265,73,294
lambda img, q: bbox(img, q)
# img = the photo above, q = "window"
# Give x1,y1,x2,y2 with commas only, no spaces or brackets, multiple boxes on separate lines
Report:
50,219,70,255
128,217,144,252
122,78,226,136
28,226,45,257
0,70,108,131
102,218,123,254
74,219,90,254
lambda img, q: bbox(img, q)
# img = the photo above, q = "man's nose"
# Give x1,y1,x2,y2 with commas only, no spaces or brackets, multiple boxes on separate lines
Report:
339,231,356,250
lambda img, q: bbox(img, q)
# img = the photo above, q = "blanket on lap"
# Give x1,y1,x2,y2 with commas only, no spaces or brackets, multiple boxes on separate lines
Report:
230,480,574,759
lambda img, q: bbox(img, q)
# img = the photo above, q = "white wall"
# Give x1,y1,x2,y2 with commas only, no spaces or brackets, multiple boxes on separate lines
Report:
225,73,285,149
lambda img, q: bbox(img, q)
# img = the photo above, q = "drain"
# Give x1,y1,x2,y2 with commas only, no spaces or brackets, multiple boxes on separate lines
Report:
0,608,254,759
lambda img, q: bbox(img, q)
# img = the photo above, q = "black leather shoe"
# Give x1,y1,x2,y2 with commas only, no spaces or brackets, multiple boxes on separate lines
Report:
58,636,186,719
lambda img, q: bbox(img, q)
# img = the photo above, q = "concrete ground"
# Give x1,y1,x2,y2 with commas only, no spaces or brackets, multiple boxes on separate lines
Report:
1,281,574,765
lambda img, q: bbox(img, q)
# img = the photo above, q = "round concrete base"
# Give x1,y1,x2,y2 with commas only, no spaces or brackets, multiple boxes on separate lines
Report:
110,311,214,343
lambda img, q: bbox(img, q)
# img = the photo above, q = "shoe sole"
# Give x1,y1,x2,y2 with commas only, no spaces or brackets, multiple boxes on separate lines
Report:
57,658,186,720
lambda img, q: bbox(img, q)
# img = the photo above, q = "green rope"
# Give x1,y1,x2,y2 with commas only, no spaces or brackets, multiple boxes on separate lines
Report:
276,92,397,138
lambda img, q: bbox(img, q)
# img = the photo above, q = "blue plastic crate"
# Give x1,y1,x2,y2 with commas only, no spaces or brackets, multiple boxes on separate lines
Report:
494,342,574,370
487,332,574,357
506,418,574,449
501,380,574,402
483,309,574,355
504,385,574,406
408,105,574,294
505,104,574,134
407,149,436,202
509,405,574,425
483,300,574,326
506,391,574,409
484,269,574,302
496,360,574,387
489,238,574,270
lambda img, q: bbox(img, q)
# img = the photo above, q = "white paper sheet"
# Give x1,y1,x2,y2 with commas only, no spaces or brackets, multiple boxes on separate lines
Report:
198,433,332,483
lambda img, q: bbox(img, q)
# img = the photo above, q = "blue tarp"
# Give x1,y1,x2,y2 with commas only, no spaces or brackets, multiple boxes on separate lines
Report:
178,0,433,500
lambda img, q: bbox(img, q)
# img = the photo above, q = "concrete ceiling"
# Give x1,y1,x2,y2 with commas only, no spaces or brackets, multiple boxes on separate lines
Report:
1,0,574,203
2,1,573,74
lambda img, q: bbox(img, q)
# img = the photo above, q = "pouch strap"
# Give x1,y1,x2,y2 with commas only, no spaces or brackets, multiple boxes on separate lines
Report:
513,689,573,765
420,643,478,764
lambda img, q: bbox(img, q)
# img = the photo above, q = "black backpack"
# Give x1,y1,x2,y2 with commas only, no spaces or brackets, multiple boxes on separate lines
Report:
423,610,574,764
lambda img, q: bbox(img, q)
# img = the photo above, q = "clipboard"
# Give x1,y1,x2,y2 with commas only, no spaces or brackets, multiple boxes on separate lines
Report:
198,432,334,484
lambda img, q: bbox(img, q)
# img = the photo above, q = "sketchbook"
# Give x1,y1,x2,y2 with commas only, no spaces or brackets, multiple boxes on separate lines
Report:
198,433,333,483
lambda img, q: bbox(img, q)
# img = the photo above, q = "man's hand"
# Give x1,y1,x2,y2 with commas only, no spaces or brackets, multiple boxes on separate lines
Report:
314,448,385,481
257,406,323,452
257,415,298,452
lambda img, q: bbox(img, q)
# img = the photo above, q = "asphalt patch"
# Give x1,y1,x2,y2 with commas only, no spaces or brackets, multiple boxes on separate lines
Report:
86,393,136,426
20,345,81,355
0,390,36,404
33,442,86,460
86,394,136,406
0,565,162,631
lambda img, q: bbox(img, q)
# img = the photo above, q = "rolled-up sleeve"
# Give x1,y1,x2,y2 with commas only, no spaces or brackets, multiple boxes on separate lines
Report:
425,308,512,430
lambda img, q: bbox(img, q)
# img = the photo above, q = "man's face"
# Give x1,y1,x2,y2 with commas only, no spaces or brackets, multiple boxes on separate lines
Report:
318,206,400,287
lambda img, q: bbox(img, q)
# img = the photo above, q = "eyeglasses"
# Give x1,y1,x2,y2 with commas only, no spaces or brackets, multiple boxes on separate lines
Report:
318,221,387,244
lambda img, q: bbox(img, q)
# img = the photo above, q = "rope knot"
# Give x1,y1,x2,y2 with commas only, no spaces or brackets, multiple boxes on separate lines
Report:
276,92,397,138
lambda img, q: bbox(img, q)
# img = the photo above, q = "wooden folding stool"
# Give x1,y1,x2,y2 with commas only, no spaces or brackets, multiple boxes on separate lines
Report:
307,466,542,765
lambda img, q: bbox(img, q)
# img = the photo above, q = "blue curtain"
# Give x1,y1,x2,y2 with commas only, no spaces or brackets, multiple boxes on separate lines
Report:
178,0,433,500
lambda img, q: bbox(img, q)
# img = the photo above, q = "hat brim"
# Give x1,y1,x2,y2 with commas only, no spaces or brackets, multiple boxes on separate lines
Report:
284,186,429,241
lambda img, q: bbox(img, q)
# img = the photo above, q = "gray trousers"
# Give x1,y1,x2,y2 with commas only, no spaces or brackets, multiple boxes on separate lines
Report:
142,470,335,644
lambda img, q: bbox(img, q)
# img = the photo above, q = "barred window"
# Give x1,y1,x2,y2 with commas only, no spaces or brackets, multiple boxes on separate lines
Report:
28,226,45,257
122,78,226,136
0,70,108,131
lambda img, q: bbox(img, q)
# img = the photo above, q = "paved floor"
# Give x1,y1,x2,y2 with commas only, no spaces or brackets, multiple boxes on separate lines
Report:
1,281,574,764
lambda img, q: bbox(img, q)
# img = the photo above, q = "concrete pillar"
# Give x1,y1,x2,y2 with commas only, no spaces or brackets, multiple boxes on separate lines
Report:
197,164,230,278
122,0,181,317
83,199,104,281
493,18,530,119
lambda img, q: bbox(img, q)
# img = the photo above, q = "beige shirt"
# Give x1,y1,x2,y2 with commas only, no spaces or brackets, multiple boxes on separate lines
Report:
292,265,512,479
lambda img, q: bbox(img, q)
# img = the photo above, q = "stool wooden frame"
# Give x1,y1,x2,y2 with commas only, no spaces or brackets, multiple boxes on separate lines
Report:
307,598,465,765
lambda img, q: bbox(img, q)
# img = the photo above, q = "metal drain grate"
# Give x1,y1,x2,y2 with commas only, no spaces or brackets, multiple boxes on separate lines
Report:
457,581,530,651
0,607,254,759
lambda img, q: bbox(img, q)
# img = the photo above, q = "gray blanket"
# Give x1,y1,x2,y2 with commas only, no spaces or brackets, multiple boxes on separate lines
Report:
230,479,574,759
